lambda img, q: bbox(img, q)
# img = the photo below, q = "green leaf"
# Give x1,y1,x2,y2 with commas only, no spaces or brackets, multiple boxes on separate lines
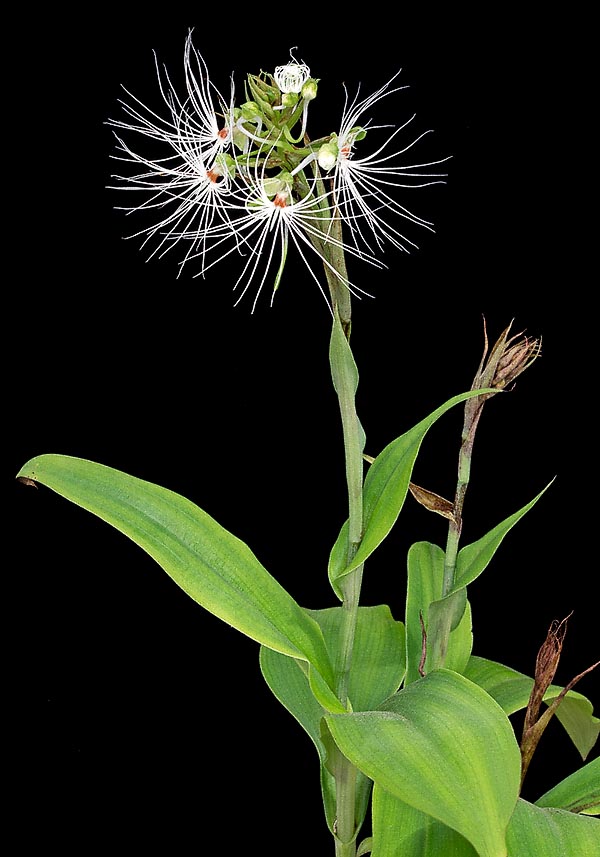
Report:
17,453,342,711
454,483,552,590
259,605,405,834
357,837,373,856
536,757,600,816
329,307,366,550
328,390,492,598
405,542,473,685
371,786,478,856
464,655,599,760
506,799,600,856
311,605,406,711
326,669,521,857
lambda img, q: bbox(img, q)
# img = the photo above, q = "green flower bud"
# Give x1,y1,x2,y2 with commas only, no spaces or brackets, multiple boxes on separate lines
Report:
301,78,318,101
317,139,339,172
281,91,298,108
240,101,261,122
247,73,279,102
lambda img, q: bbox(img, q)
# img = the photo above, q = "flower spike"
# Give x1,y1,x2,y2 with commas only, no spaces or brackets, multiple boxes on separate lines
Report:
108,35,447,309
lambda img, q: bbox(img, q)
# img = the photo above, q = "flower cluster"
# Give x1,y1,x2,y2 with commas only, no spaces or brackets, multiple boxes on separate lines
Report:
108,32,447,311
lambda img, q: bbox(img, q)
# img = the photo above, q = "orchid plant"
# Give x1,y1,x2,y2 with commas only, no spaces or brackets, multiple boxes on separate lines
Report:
17,33,599,857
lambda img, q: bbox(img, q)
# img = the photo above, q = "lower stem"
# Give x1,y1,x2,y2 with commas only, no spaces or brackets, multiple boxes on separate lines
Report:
325,226,363,857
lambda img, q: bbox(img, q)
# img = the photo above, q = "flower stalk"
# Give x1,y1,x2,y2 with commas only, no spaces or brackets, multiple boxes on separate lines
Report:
327,266,364,857
425,321,542,668
443,320,542,596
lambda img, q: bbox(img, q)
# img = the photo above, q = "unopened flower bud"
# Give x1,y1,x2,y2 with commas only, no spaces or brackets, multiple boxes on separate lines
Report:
247,73,280,104
301,78,318,101
281,91,299,109
317,140,339,172
240,101,261,122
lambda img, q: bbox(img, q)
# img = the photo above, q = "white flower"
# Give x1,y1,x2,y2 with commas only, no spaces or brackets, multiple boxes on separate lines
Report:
109,137,238,267
106,36,446,310
323,71,449,255
109,30,235,162
274,55,311,94
179,145,383,312
107,30,238,266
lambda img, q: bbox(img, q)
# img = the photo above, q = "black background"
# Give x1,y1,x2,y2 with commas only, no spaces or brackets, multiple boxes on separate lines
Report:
9,11,597,852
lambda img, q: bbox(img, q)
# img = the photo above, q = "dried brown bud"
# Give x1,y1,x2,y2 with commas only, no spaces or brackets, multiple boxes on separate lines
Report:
473,318,542,394
493,331,542,390
519,613,599,789
464,319,541,429
524,613,570,735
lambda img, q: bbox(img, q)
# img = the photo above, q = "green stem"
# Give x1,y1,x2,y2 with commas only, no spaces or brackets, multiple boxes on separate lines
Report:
315,201,364,857
435,400,483,668
442,429,473,596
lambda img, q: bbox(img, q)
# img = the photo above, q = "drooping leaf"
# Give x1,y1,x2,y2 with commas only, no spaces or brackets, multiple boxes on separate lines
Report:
371,785,478,856
464,655,599,760
17,453,342,711
326,669,521,857
328,390,491,598
259,605,405,833
506,798,600,856
404,541,472,685
535,757,600,816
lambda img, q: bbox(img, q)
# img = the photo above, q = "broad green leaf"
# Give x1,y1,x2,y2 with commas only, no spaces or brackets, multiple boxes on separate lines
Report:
371,785,478,856
465,655,599,760
536,757,600,815
454,483,552,590
17,454,342,711
506,798,600,856
310,606,406,711
405,541,473,685
259,605,406,833
326,669,521,857
328,390,491,598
